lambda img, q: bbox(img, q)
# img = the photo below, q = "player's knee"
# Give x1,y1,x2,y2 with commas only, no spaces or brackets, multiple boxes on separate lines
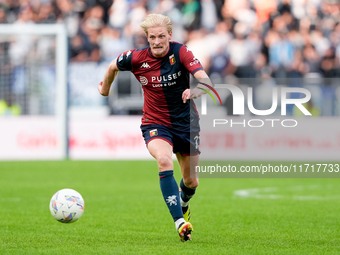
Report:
157,155,173,171
184,178,199,189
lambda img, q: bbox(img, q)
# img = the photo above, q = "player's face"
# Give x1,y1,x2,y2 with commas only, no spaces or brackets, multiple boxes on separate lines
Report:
147,26,172,58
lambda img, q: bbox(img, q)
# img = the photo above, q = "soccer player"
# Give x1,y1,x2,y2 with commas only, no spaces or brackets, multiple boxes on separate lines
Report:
98,13,211,241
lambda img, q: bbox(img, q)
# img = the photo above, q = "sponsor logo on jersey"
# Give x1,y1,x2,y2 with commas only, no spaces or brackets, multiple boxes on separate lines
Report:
190,57,199,66
169,54,176,65
118,54,123,62
149,129,158,137
151,71,181,82
139,76,148,86
140,62,150,68
119,50,132,62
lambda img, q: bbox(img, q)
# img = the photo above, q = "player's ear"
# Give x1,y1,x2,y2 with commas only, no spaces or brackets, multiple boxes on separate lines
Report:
169,31,172,40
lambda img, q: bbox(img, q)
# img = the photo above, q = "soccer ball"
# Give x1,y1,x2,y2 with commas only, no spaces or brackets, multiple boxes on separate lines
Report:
49,188,85,223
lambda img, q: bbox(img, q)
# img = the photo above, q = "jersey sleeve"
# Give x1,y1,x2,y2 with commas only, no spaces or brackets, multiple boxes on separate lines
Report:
116,49,136,71
179,45,204,75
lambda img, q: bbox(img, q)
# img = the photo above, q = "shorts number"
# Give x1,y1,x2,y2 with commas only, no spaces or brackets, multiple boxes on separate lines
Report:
194,135,199,150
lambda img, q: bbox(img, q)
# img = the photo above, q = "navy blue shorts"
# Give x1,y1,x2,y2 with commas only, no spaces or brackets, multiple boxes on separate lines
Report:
141,124,200,156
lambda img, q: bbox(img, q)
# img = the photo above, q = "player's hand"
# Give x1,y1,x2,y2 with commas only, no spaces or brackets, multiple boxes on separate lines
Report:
98,81,110,96
98,81,103,94
182,89,191,103
182,88,205,103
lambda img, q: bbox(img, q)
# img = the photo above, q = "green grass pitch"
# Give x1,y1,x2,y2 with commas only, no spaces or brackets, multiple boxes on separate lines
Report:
1,160,340,254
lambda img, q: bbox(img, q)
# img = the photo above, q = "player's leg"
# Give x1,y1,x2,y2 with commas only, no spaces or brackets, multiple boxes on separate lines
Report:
176,153,199,222
147,138,173,171
147,139,188,236
176,153,199,189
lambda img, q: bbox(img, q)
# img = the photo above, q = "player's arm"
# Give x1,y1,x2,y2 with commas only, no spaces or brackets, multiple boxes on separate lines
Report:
98,58,120,96
182,70,212,103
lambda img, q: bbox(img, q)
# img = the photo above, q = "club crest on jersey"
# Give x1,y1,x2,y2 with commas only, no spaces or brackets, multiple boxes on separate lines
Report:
169,54,176,65
149,129,158,137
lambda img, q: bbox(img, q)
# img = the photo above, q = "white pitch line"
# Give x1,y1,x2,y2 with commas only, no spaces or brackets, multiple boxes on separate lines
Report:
233,185,340,201
292,195,340,201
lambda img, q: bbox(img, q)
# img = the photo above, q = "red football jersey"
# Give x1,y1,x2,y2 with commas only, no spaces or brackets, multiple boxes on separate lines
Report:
117,41,203,131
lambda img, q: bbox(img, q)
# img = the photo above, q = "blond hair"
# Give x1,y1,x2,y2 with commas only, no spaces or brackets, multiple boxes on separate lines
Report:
140,14,172,35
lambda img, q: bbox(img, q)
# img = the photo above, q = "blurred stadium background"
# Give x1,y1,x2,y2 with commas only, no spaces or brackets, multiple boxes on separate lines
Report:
0,0,339,160
1,1,340,253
